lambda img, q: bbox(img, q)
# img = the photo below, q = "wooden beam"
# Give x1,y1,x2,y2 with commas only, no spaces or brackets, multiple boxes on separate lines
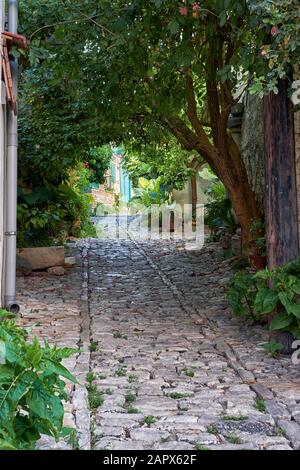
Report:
191,174,197,221
264,78,299,267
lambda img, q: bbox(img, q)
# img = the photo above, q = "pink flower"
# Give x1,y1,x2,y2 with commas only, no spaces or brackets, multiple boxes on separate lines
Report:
271,26,279,37
261,50,267,57
179,6,188,16
192,2,200,10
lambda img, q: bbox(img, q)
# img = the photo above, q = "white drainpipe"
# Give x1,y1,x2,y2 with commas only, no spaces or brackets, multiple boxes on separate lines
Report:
0,0,5,307
4,0,19,313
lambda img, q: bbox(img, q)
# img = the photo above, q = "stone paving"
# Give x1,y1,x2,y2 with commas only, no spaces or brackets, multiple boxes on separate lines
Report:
17,234,300,450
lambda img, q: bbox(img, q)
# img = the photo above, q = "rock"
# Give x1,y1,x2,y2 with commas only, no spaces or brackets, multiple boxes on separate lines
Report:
251,383,274,401
36,435,72,450
154,441,195,450
17,246,65,270
64,256,76,268
265,400,290,420
94,438,145,450
131,428,168,443
277,420,300,449
47,266,65,276
72,388,88,410
207,443,257,450
177,432,218,445
267,444,293,450
63,412,76,428
16,254,33,274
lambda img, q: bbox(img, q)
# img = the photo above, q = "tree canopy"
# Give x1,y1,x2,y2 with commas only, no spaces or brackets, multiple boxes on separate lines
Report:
18,0,300,240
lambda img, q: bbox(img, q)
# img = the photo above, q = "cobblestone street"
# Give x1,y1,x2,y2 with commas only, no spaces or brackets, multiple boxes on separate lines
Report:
17,235,300,450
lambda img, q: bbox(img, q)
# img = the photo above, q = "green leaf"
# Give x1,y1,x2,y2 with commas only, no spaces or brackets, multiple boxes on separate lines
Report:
8,370,36,405
255,269,271,281
0,316,77,449
270,312,292,331
254,289,278,314
219,11,227,27
0,440,17,450
5,342,22,364
25,337,43,366
0,309,15,319
286,303,300,319
169,19,179,35
278,291,293,309
44,359,78,384
0,365,15,384
27,389,48,419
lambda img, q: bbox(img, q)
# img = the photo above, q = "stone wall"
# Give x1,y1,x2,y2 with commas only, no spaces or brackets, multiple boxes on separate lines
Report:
295,111,300,246
240,94,265,212
91,187,115,209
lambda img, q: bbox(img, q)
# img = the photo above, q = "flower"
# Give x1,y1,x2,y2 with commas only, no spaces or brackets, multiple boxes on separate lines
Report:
84,162,90,168
261,50,267,57
271,26,279,37
179,6,188,16
192,2,200,10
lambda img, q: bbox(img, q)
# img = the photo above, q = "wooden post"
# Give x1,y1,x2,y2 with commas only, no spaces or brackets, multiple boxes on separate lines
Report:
191,174,197,222
264,78,299,267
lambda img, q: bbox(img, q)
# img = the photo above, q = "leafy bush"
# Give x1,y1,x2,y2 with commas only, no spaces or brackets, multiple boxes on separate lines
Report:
227,258,300,339
17,169,96,247
17,61,107,247
205,182,238,236
0,310,78,450
129,176,171,208
227,271,259,322
124,139,193,192
85,146,111,185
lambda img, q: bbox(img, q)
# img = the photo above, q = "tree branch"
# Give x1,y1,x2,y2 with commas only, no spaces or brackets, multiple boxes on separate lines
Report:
185,72,210,136
30,12,114,43
161,114,220,175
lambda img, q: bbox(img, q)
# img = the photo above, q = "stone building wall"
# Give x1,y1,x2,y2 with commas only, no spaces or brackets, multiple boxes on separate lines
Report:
91,187,115,209
240,94,265,213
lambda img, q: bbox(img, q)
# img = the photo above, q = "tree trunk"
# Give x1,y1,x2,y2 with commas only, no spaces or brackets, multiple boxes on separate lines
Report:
194,134,261,243
264,78,299,267
264,78,299,355
216,166,260,244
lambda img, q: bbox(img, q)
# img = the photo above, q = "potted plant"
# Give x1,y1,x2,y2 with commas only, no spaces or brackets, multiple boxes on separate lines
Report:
248,219,267,271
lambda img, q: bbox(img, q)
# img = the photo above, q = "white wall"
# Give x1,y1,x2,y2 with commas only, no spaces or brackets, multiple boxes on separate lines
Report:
172,174,210,209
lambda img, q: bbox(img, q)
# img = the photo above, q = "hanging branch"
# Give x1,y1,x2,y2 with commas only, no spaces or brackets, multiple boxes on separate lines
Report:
30,13,114,43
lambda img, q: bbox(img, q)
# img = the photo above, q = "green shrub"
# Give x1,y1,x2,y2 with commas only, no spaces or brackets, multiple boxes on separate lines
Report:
227,271,259,322
205,182,238,236
227,258,300,340
0,310,78,450
85,146,111,185
129,176,171,208
17,172,96,248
